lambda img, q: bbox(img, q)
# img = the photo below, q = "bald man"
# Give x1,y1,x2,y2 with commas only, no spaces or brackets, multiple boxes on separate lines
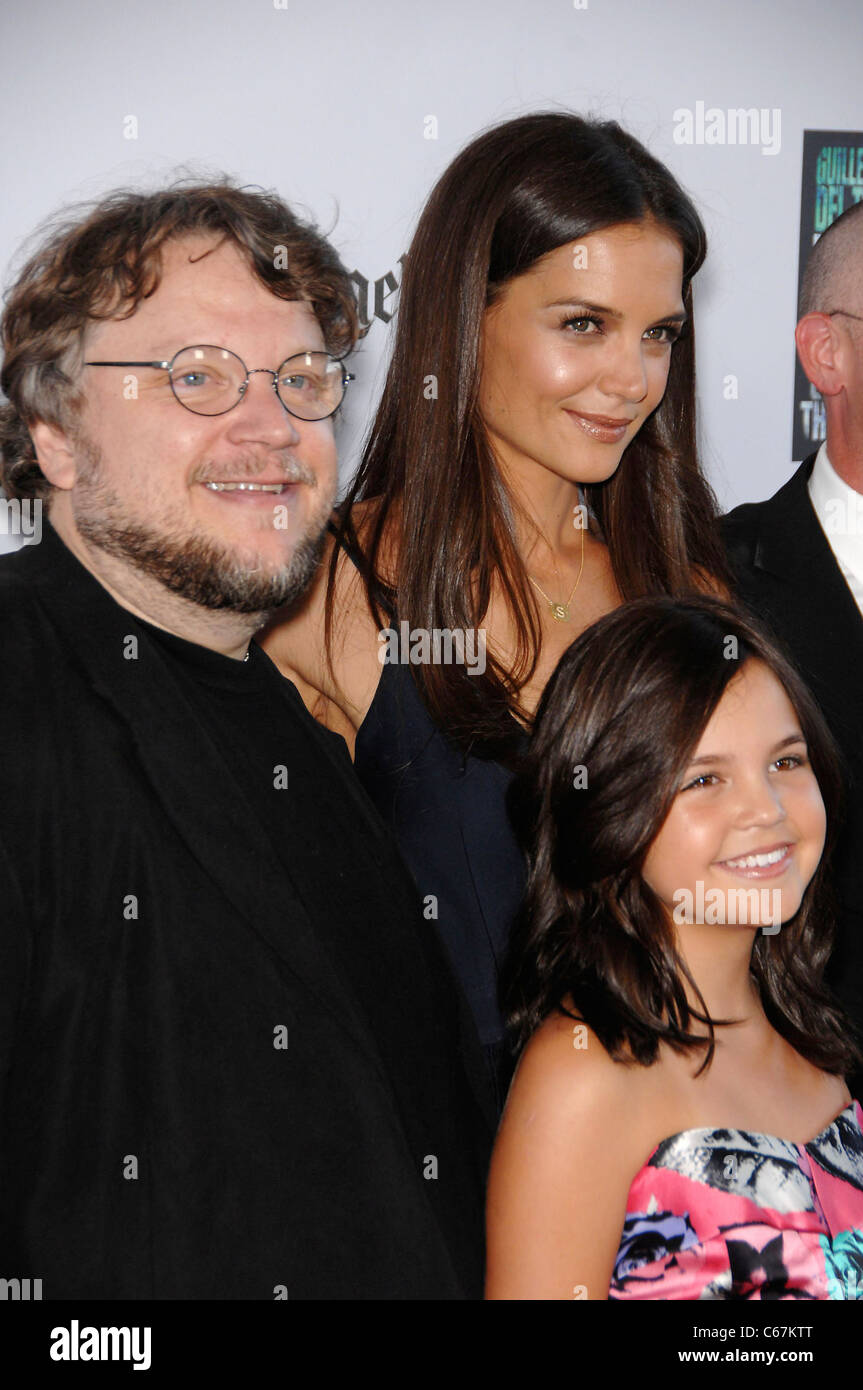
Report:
724,200,863,1084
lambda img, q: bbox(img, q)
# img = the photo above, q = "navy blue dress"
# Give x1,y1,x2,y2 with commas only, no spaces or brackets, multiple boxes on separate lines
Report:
333,528,529,1111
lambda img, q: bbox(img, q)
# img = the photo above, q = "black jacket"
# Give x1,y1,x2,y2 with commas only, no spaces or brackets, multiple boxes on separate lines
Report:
0,522,494,1299
724,453,863,1071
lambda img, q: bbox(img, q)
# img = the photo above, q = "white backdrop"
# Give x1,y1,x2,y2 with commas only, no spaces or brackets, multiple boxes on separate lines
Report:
2,0,861,543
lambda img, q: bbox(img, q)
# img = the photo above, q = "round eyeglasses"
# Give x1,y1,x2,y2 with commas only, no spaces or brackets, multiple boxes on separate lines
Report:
84,345,355,420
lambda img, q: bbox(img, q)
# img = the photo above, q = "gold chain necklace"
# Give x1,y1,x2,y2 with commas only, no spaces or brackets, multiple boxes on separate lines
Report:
527,520,586,622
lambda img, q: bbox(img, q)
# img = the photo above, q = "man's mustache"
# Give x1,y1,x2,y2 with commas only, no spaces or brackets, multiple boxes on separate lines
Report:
194,455,320,487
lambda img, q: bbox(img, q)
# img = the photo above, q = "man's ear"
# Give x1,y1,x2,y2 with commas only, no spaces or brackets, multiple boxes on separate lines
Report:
796,313,845,398
29,419,79,490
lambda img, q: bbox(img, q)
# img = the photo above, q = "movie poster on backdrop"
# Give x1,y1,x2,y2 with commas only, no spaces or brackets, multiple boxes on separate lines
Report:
793,130,863,460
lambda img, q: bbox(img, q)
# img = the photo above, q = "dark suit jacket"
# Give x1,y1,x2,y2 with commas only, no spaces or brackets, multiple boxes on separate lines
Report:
724,453,863,1074
0,523,494,1299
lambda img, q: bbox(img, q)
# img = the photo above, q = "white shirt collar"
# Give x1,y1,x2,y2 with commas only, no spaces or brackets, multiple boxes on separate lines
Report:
808,441,863,616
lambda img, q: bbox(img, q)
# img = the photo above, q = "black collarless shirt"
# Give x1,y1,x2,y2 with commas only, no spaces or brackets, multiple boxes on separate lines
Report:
0,523,493,1298
137,615,406,1054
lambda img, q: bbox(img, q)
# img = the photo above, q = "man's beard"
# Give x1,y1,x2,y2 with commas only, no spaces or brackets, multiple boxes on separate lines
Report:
71,437,333,616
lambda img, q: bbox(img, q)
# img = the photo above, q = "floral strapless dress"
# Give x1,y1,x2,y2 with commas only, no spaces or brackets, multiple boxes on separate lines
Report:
609,1099,863,1299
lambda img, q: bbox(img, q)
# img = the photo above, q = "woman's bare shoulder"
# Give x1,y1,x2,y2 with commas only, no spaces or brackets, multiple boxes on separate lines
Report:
347,495,400,581
258,508,389,738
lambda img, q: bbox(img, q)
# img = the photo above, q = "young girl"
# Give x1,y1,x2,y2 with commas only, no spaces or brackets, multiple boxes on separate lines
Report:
486,596,863,1300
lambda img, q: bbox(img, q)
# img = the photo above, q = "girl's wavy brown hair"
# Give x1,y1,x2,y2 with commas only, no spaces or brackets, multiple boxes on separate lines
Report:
504,595,863,1078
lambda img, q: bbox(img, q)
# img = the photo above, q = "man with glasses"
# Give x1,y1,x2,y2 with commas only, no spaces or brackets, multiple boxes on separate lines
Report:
725,199,863,1086
0,181,492,1298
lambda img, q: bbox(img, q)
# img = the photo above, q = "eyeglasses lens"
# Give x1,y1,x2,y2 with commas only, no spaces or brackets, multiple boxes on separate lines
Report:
168,347,344,419
276,352,344,420
169,347,244,415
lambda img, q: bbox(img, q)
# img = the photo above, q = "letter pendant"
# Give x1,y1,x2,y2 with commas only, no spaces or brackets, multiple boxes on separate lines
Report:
550,602,570,621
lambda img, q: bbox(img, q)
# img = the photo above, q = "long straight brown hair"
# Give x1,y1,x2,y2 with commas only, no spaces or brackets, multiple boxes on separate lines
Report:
328,111,730,759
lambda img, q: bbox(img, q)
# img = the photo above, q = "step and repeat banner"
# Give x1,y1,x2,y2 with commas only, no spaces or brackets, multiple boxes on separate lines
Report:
1,0,861,554
793,131,863,460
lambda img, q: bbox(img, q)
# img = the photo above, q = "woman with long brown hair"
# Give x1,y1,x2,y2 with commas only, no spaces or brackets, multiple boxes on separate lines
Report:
261,111,729,1107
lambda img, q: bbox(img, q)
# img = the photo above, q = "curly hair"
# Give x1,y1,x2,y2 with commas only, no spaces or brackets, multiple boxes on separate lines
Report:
504,595,862,1079
0,178,359,501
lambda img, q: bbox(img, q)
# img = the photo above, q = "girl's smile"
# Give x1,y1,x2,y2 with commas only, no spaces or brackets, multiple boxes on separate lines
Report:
643,659,827,929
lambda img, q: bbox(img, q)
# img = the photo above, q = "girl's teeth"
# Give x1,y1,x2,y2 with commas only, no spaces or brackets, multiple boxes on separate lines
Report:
725,847,787,869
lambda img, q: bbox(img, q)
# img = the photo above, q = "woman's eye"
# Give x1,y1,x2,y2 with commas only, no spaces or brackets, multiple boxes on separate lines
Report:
644,324,682,344
561,316,682,342
562,314,602,335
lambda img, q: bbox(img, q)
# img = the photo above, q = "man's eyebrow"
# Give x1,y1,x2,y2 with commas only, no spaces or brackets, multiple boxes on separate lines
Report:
685,733,807,768
545,299,688,324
